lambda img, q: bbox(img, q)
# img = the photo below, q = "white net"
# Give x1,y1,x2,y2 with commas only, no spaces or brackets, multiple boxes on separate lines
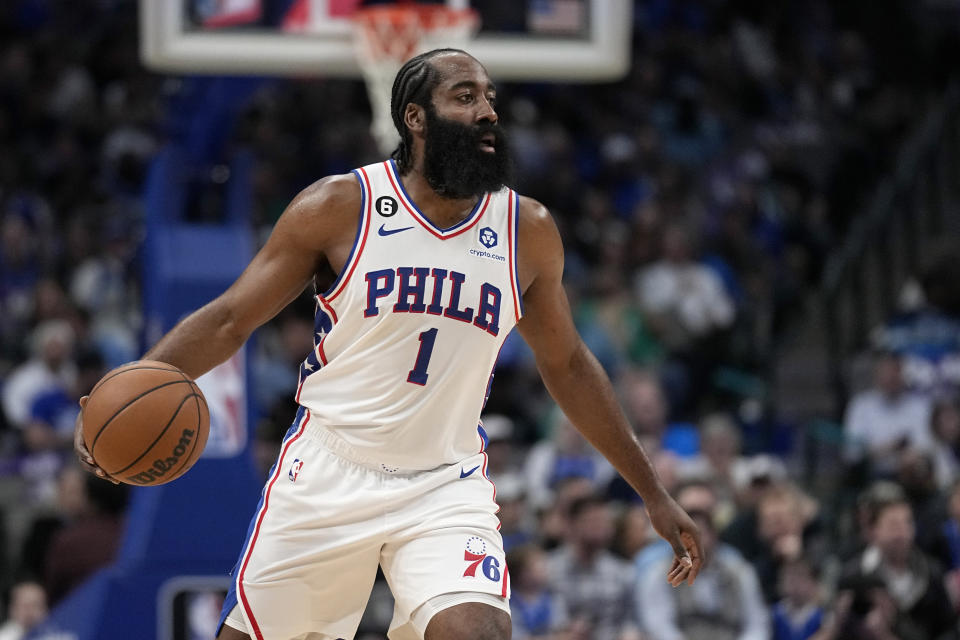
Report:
353,5,479,155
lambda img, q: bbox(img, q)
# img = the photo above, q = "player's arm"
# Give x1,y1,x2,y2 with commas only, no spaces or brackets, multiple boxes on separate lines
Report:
142,174,359,377
514,197,702,586
75,174,361,480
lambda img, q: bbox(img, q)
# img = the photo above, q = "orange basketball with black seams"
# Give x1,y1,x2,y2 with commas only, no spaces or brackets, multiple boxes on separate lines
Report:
82,360,210,486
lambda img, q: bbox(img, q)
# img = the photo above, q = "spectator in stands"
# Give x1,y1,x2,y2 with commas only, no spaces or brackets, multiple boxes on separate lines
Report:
638,506,769,640
12,461,125,588
651,75,724,168
929,398,960,489
636,223,736,405
0,581,47,640
613,504,655,561
738,484,825,603
252,298,315,416
43,464,128,605
771,557,825,640
616,369,669,437
525,410,615,510
718,458,789,578
18,350,104,504
895,448,940,525
0,213,41,346
875,239,960,398
814,574,918,640
636,479,722,578
496,475,536,553
607,369,688,502
844,350,933,477
69,216,141,369
2,321,77,431
919,479,960,605
508,544,573,639
28,278,79,337
840,490,956,640
548,495,638,640
537,476,596,551
22,348,101,455
678,412,749,526
481,413,523,483
841,481,910,563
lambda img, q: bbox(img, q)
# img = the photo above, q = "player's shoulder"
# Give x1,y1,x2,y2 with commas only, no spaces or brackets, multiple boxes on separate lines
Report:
291,173,362,213
515,194,560,242
514,194,558,236
279,173,361,231
513,194,563,283
270,173,363,251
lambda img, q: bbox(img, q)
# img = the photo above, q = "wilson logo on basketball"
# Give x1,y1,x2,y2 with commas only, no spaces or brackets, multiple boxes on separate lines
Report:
125,428,196,485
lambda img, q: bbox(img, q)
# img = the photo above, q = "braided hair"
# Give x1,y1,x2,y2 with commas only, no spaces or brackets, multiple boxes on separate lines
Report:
390,48,470,173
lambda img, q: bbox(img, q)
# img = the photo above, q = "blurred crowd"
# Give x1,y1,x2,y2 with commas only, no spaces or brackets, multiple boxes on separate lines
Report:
2,0,960,639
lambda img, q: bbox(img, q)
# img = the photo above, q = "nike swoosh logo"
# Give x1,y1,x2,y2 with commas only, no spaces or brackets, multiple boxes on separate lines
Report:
460,465,481,479
378,224,414,236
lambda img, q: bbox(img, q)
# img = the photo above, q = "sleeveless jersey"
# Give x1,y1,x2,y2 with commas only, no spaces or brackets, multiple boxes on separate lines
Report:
294,160,524,471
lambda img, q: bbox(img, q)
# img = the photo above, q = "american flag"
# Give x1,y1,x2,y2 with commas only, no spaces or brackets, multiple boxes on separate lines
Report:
528,0,586,35
195,0,262,28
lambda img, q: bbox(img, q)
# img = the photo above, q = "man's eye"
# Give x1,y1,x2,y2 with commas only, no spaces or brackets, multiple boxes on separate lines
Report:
458,94,474,103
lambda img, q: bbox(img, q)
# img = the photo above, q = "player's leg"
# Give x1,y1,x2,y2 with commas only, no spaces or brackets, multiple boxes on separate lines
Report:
216,606,346,640
383,532,512,640
215,409,386,639
216,618,347,640
215,622,251,640
381,449,511,640
422,601,511,640
216,598,252,639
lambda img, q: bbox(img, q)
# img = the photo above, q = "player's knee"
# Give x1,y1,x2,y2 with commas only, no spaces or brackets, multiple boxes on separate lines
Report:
479,608,511,640
215,625,252,640
424,602,511,640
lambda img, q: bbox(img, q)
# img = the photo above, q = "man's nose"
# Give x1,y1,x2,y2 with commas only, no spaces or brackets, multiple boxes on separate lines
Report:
476,96,498,124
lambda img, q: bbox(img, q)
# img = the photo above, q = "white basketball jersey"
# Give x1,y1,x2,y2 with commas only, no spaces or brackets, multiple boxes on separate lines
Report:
294,160,523,471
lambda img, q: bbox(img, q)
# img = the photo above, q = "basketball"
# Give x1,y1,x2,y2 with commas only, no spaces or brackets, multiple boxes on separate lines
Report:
81,360,210,486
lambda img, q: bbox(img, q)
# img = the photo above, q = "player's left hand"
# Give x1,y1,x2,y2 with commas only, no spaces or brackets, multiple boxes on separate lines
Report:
645,491,703,586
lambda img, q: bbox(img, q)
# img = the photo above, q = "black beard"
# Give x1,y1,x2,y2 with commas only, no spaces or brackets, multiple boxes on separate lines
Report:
421,106,512,199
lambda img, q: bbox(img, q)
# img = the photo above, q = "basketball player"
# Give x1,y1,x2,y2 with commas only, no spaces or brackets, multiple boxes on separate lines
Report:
75,49,702,640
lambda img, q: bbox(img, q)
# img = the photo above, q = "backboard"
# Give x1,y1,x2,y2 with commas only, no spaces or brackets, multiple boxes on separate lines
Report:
140,0,632,81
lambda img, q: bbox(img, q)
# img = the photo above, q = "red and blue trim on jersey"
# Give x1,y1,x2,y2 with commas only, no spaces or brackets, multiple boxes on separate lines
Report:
385,159,492,240
324,167,373,303
476,421,510,597
295,296,335,402
217,408,311,640
317,294,339,324
507,190,524,323
296,169,370,400
476,423,500,527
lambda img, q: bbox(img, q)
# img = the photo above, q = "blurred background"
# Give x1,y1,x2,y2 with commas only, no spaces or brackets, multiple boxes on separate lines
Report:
1,0,960,639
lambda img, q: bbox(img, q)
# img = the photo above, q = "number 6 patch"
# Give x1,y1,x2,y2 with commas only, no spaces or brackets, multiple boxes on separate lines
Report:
376,195,398,217
462,536,501,582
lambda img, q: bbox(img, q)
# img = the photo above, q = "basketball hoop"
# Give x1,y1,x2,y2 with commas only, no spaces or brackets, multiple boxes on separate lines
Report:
353,3,479,155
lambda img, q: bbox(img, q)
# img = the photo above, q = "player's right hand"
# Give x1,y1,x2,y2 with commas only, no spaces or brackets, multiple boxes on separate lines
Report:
646,491,703,586
74,396,119,484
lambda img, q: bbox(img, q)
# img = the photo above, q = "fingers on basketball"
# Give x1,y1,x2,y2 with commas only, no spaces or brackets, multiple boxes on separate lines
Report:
81,361,210,486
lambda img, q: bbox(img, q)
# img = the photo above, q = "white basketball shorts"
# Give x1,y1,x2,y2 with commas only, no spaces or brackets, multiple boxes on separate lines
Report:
216,407,511,640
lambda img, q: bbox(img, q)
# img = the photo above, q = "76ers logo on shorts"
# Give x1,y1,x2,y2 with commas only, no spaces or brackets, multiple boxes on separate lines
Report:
463,536,501,581
288,458,304,482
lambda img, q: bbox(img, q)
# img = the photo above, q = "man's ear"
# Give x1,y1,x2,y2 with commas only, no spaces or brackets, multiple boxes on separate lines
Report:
405,103,425,135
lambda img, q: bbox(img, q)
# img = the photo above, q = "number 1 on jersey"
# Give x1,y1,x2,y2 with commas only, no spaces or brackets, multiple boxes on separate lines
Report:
407,328,438,386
